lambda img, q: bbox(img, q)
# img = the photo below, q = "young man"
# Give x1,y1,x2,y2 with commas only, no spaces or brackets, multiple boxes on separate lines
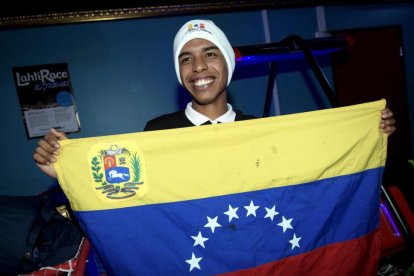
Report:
33,19,396,179
143,19,256,131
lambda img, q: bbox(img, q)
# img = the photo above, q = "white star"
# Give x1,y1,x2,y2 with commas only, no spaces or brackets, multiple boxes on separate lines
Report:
244,200,260,217
224,204,239,222
264,205,279,221
204,216,221,233
277,216,293,232
185,252,202,272
289,233,302,250
191,231,209,248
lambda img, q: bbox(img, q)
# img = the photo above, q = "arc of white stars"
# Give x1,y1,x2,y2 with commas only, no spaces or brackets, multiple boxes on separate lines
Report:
204,216,221,233
289,233,302,250
191,231,209,248
244,200,260,217
224,204,239,222
264,205,279,221
185,252,202,272
185,201,303,271
277,216,293,232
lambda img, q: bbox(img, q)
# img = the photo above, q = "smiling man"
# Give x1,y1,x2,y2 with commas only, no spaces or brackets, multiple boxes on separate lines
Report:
143,19,257,131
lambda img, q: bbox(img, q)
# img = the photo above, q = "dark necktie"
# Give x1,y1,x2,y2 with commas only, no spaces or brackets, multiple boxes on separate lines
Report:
201,121,212,125
201,121,221,125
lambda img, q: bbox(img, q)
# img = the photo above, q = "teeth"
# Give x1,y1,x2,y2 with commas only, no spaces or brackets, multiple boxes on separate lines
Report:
194,78,213,87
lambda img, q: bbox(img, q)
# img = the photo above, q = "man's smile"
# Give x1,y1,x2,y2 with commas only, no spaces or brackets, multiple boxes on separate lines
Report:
193,78,214,87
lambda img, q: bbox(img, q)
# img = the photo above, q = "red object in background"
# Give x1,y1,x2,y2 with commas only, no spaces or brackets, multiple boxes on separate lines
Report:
21,239,91,276
379,185,414,258
388,186,414,235
380,201,405,257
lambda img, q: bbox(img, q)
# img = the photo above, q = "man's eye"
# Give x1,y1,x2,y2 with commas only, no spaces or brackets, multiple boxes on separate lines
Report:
206,52,217,58
180,57,191,64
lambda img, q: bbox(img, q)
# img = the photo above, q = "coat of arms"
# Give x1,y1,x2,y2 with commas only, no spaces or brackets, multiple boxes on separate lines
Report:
90,144,144,199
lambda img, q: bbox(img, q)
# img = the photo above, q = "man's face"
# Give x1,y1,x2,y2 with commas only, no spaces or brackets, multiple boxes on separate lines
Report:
178,38,228,106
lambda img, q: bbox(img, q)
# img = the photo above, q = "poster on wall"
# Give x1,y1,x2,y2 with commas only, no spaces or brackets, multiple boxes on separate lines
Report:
12,63,81,139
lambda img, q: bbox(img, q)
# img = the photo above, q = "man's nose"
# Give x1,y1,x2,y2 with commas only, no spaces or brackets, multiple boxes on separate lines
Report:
193,57,207,72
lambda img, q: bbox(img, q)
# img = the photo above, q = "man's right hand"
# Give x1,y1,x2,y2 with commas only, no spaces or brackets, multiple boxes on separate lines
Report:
33,128,68,179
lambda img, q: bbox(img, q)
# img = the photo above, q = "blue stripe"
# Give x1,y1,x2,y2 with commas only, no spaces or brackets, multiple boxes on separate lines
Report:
75,167,383,275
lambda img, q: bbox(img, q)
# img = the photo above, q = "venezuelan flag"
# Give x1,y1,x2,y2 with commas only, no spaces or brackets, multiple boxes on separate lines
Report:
54,100,387,275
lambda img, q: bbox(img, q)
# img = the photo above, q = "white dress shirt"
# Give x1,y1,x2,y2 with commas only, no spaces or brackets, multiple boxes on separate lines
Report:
184,102,236,126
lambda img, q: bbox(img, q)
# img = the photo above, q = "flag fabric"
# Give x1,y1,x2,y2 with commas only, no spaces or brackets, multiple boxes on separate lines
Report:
54,100,387,275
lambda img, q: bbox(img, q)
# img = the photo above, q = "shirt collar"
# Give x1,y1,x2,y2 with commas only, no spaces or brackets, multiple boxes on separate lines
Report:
185,102,236,126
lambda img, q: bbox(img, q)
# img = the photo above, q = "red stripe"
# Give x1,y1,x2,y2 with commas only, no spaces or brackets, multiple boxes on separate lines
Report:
221,229,380,276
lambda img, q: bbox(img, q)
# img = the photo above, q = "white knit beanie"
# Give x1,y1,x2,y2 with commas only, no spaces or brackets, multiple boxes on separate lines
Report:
173,19,235,86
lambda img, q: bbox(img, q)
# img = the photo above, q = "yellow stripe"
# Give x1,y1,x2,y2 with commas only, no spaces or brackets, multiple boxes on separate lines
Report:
54,100,387,211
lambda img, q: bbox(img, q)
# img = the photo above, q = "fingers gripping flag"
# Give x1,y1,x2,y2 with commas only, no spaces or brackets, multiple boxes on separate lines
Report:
54,100,387,275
